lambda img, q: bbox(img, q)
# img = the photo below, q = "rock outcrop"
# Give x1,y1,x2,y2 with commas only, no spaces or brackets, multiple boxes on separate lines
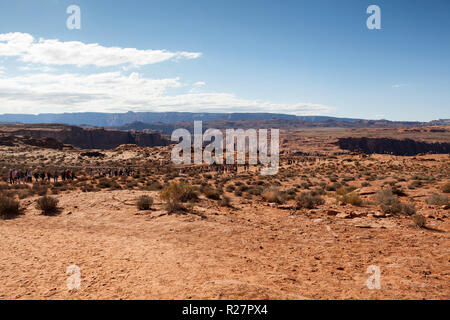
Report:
336,137,450,156
2,126,169,149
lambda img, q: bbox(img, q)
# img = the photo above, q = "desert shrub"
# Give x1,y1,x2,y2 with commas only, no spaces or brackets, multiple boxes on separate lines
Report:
137,195,153,210
402,203,417,215
425,193,449,206
81,184,96,192
225,184,235,192
146,181,163,191
412,214,426,228
220,195,231,207
159,182,197,212
336,185,357,196
340,192,363,206
32,184,48,196
391,186,407,197
36,196,59,215
262,188,286,204
97,178,113,189
202,187,221,200
376,189,402,214
0,196,20,219
247,186,263,196
296,192,324,209
442,183,450,193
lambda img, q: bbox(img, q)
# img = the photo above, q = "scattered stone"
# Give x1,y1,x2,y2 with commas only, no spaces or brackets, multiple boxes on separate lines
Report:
336,213,351,219
327,210,339,216
278,204,294,210
374,212,386,218
355,224,372,228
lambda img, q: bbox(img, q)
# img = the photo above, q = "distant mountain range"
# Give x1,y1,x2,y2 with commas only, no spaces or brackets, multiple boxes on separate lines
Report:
0,112,447,129
0,111,363,127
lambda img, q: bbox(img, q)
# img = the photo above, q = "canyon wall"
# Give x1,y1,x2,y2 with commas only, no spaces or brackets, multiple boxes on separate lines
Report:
336,137,450,156
4,126,169,149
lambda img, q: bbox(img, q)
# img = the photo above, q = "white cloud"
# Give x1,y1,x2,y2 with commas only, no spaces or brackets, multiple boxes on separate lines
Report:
0,32,333,116
0,71,333,115
193,81,205,87
0,32,202,67
392,83,408,88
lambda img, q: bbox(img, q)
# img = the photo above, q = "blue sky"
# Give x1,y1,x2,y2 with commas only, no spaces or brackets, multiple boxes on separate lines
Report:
0,0,449,121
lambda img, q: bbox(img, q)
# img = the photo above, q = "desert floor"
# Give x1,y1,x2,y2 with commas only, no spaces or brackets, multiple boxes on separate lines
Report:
1,187,449,300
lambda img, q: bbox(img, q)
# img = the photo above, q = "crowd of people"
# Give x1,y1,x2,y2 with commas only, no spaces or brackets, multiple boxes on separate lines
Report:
7,167,137,185
8,168,77,184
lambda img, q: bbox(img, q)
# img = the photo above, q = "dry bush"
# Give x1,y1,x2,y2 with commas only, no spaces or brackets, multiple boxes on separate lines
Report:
159,182,197,213
376,189,402,214
340,192,363,206
402,203,416,215
36,196,59,215
262,188,286,204
295,191,324,209
336,185,357,196
442,183,450,193
412,214,426,228
202,187,221,200
220,195,231,207
137,195,153,210
225,184,235,192
0,196,20,219
425,193,449,206
146,181,163,191
32,184,48,196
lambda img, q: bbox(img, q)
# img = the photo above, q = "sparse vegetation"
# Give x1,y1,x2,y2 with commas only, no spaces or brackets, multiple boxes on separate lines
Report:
137,195,153,210
35,196,59,215
159,182,197,213
0,196,20,219
425,193,449,206
296,191,324,209
412,214,426,228
442,183,450,193
340,192,363,206
262,188,286,204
